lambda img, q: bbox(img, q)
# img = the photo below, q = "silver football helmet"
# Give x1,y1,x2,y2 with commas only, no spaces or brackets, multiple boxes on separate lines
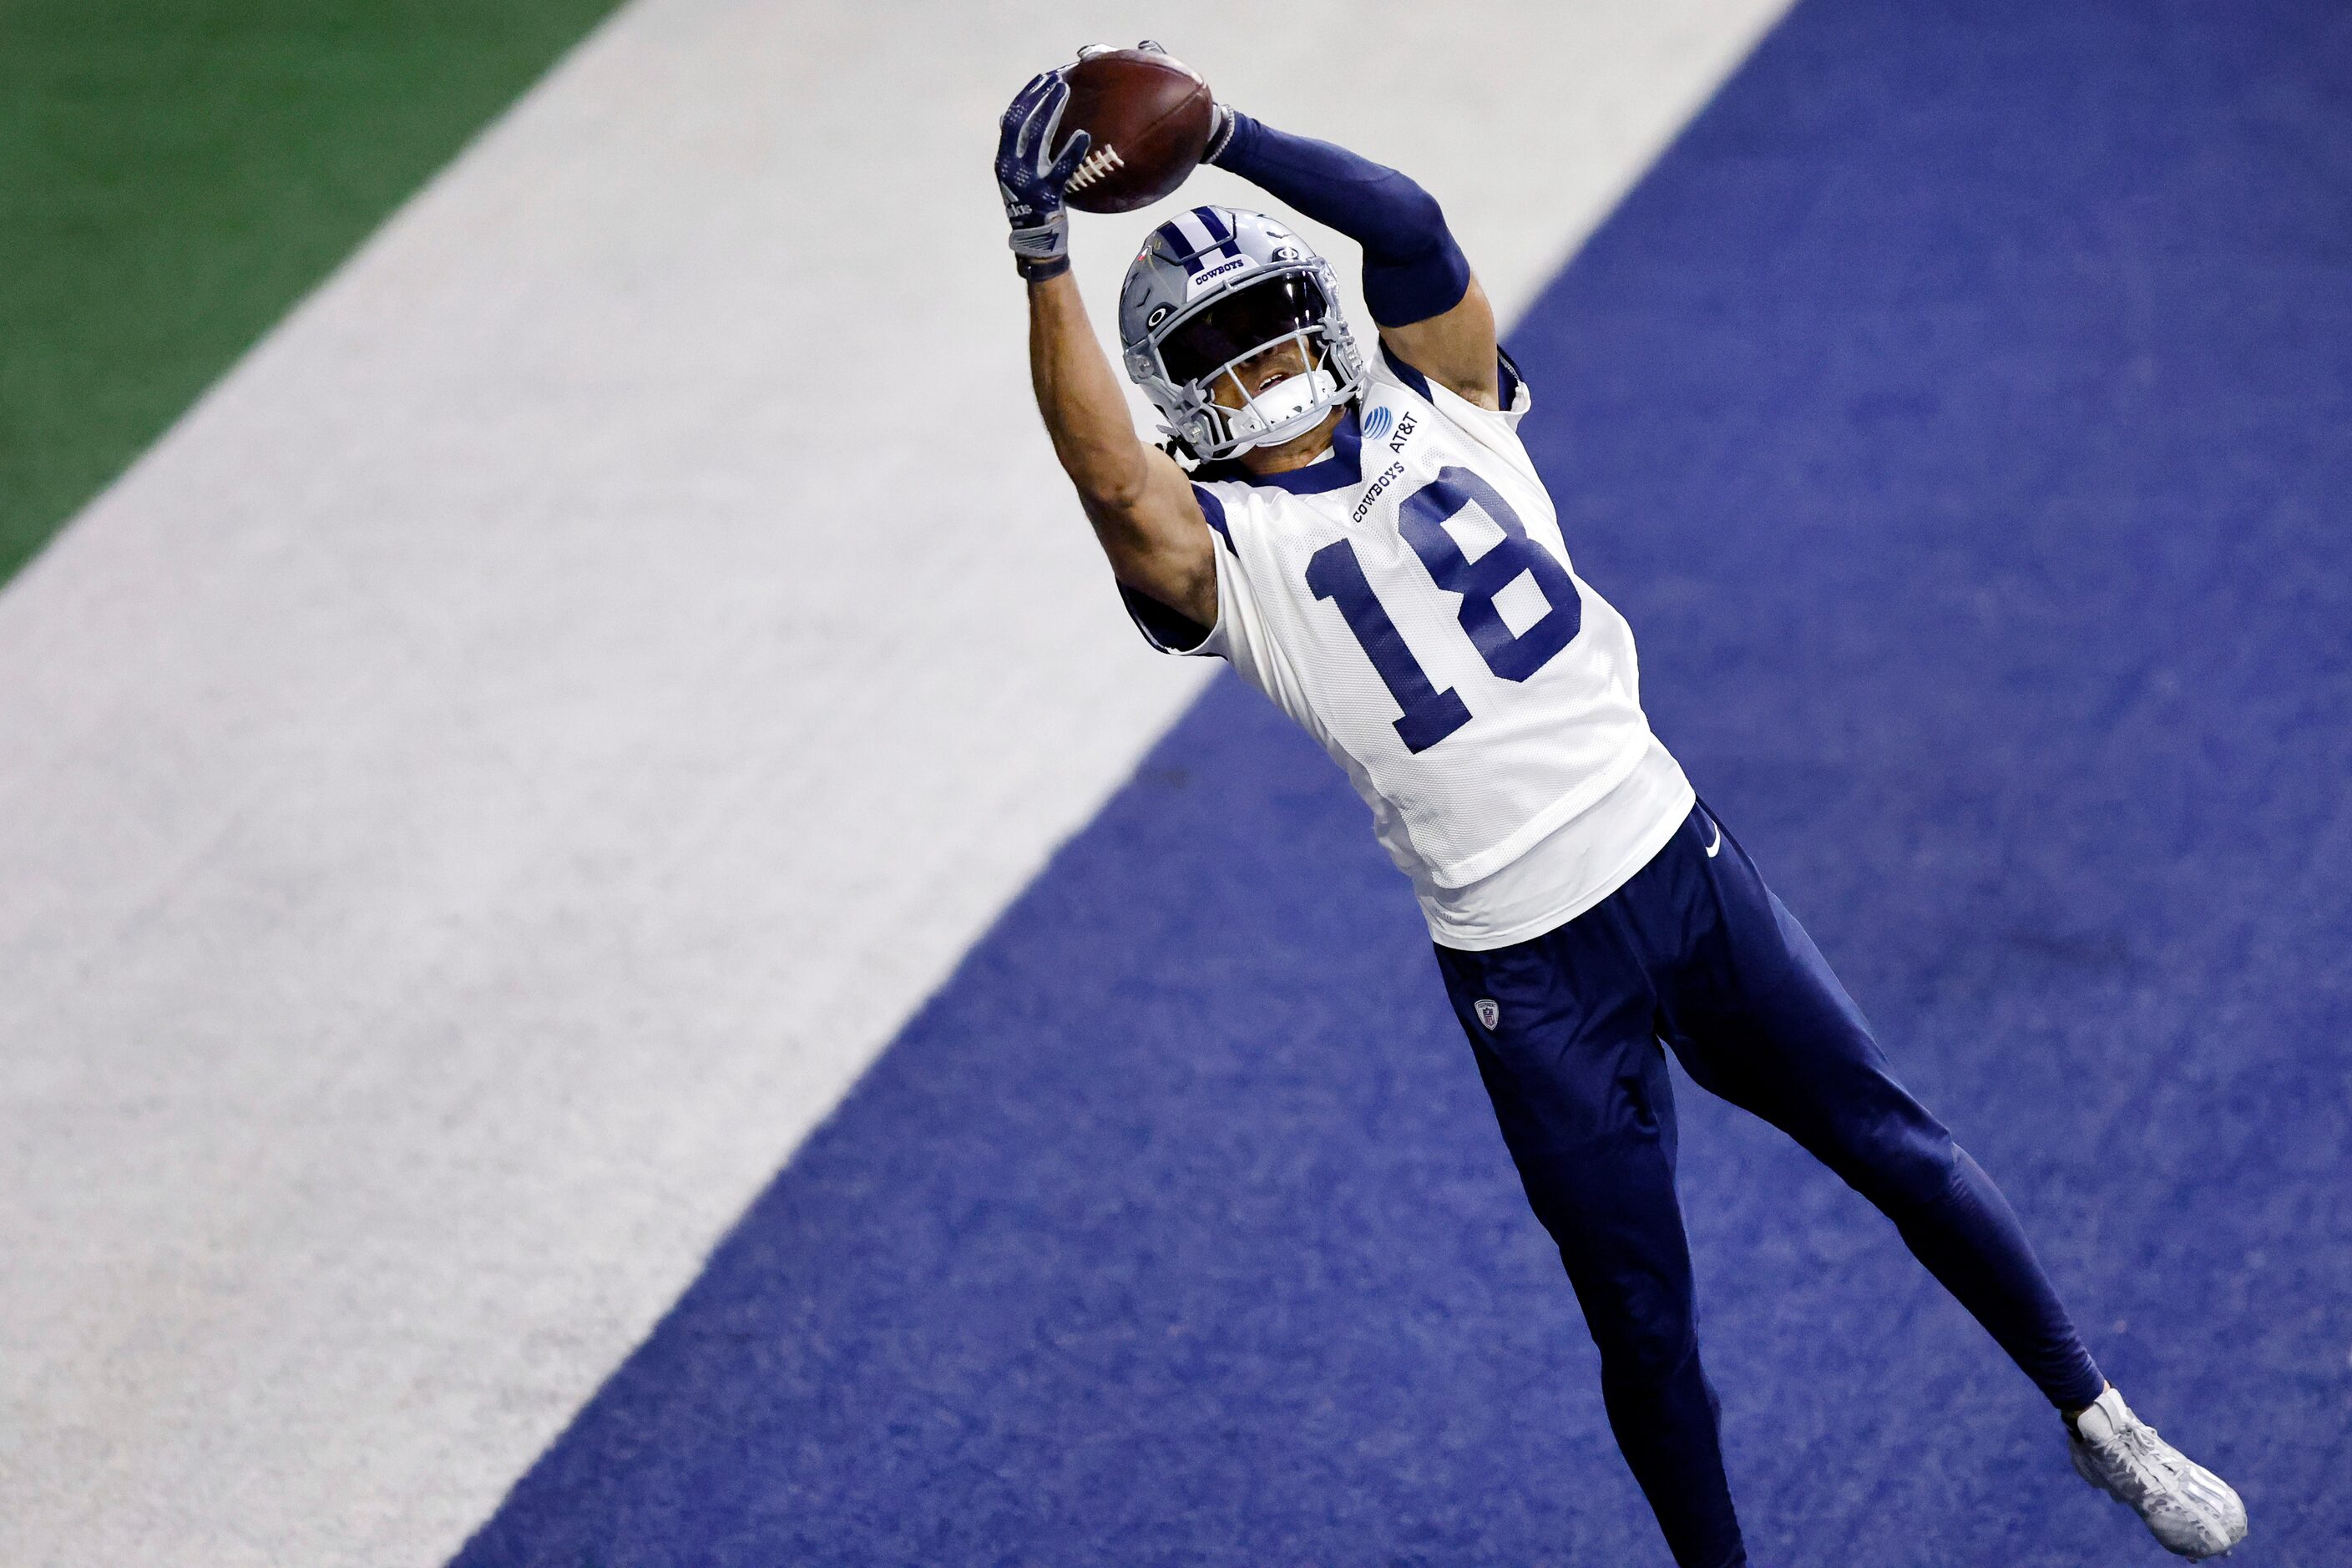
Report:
1118,206,1364,462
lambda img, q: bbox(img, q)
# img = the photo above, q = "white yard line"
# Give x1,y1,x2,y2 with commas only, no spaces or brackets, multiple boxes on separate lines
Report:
0,2,1790,1562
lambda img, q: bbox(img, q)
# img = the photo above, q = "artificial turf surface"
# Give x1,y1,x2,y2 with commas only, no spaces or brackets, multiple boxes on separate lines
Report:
0,0,621,582
455,0,2352,1561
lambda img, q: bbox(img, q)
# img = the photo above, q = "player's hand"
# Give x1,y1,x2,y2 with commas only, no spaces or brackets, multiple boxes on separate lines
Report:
995,70,1091,281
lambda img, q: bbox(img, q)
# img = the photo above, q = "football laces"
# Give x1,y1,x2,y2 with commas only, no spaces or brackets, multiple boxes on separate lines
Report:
1067,145,1125,191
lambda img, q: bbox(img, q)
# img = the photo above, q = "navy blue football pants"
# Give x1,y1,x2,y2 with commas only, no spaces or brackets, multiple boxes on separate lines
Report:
1433,800,2105,1568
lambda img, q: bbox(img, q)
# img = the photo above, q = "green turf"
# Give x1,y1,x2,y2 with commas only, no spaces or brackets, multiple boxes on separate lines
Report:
0,0,624,584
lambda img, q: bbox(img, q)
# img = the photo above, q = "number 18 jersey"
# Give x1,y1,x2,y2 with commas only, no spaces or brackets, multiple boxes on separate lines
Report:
1125,346,1693,949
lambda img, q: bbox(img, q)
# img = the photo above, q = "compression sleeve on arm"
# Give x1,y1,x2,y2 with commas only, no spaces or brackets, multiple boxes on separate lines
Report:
1209,111,1470,328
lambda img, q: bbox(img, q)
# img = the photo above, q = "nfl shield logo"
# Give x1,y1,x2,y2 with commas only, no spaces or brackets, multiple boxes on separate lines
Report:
1474,998,1500,1029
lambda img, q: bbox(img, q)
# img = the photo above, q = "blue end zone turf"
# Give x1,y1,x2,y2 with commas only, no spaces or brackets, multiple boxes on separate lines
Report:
457,0,2352,1561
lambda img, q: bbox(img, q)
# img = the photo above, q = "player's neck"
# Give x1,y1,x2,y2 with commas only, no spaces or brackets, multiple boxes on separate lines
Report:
1237,406,1346,477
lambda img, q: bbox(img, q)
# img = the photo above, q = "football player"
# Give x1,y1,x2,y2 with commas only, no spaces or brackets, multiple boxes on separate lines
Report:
994,49,2246,1567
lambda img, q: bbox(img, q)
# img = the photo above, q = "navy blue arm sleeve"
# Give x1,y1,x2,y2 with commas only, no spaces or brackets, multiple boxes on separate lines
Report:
1209,112,1470,328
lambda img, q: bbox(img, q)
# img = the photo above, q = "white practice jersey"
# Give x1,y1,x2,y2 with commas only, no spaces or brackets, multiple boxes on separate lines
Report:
1125,345,1693,948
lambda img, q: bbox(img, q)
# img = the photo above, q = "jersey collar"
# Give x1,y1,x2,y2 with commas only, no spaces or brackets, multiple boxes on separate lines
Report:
1244,404,1363,496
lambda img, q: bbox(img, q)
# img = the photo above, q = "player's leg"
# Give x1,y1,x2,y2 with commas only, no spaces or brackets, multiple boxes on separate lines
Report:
1643,801,2244,1558
1434,924,1748,1568
1640,802,2105,1408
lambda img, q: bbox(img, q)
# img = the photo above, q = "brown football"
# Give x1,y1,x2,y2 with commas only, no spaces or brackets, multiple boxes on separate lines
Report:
1059,48,1216,215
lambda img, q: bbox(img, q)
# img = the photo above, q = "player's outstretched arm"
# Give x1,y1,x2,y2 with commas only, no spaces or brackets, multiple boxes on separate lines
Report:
999,70,1216,630
1206,109,1500,409
1027,269,1216,628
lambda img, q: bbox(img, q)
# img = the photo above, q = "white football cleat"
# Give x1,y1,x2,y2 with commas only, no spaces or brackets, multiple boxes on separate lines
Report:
2067,1386,2247,1560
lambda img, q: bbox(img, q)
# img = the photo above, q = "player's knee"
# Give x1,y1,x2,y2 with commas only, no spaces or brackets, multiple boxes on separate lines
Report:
1827,1107,1959,1214
1574,1279,1700,1387
1592,1313,1701,1389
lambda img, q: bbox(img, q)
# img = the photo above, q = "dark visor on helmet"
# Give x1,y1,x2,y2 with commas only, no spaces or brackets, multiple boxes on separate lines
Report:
1161,275,1328,386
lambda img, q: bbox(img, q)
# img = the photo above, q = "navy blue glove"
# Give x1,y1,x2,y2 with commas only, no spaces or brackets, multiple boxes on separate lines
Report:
995,71,1091,281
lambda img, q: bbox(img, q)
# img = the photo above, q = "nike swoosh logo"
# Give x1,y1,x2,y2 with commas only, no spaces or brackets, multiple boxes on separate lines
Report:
1703,818,1722,857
